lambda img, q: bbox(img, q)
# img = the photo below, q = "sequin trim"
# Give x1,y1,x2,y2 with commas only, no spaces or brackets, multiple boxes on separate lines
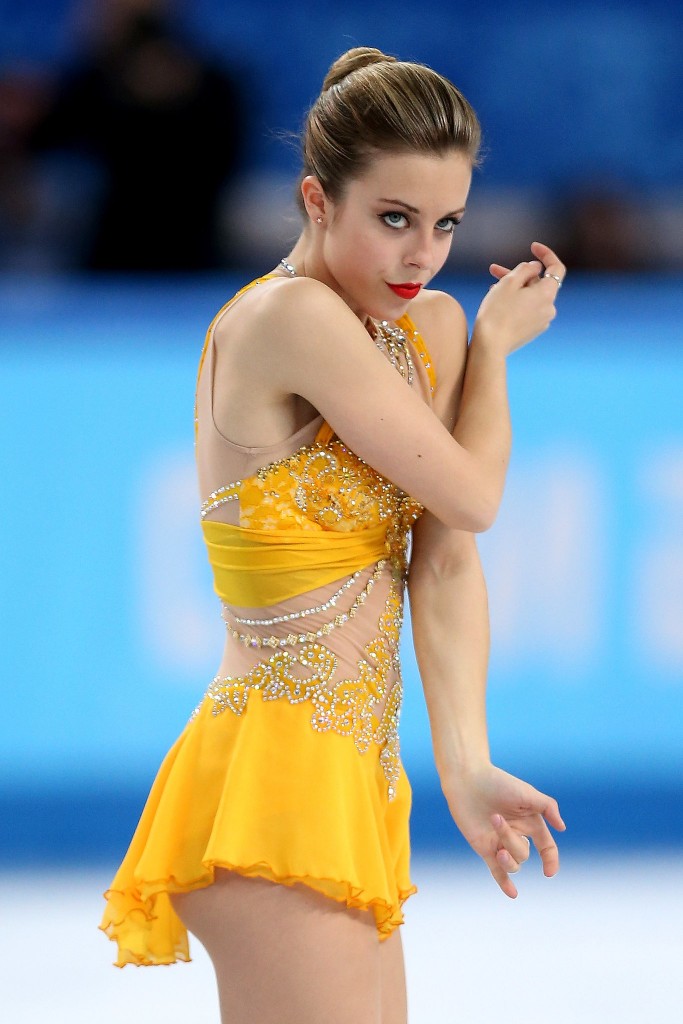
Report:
373,320,414,387
201,484,240,519
226,567,364,627
223,561,385,648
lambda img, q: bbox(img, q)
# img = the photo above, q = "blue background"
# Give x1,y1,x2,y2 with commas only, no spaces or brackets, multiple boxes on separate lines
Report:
2,272,682,862
2,0,682,189
1,0,682,864
2,0,679,182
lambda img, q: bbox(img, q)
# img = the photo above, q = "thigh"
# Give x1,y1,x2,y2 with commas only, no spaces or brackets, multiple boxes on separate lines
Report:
171,870,383,1024
379,930,408,1024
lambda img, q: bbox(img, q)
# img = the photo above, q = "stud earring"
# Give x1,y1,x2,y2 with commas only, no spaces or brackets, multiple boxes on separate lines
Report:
316,217,323,224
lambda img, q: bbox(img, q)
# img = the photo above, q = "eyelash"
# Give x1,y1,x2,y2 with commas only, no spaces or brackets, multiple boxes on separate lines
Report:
379,212,462,233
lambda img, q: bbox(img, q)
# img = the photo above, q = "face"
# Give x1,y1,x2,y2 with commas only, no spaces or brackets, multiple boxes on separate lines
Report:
319,149,472,321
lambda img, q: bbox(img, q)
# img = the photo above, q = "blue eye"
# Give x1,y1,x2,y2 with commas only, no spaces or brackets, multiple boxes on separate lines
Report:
436,217,461,234
381,212,408,229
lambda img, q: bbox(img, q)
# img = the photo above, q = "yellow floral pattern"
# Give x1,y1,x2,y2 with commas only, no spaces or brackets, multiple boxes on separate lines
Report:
228,438,422,578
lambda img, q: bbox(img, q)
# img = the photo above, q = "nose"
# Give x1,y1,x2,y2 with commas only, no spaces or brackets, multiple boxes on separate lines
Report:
404,230,434,271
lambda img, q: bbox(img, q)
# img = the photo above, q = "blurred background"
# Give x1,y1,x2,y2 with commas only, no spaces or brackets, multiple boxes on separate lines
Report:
1,0,682,1020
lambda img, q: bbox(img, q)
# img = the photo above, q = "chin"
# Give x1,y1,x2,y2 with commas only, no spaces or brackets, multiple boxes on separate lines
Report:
380,300,411,321
365,293,410,322
346,281,410,323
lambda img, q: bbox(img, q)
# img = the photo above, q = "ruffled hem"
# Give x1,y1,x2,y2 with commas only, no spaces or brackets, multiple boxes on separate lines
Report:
100,692,416,967
100,860,417,967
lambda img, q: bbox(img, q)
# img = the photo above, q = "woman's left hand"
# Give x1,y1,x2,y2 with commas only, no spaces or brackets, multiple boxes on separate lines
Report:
441,763,566,898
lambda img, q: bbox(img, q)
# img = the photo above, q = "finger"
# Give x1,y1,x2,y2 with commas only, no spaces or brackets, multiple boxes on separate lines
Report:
540,275,562,296
492,259,542,285
533,792,566,832
496,847,521,874
491,813,531,865
525,792,565,877
522,813,561,877
531,825,561,878
505,260,545,288
485,853,518,899
530,241,566,280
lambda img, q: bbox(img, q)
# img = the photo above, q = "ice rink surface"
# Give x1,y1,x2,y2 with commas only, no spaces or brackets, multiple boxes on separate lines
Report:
2,852,681,1023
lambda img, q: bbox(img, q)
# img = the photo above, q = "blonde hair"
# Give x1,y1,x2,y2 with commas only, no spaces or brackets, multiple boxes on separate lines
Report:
297,46,481,213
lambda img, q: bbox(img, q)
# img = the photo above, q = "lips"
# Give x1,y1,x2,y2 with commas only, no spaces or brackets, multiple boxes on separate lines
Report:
387,283,422,300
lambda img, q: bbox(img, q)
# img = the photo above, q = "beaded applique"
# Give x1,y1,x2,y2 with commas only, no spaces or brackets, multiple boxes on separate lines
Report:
197,580,405,799
195,439,419,800
195,404,424,804
371,320,414,386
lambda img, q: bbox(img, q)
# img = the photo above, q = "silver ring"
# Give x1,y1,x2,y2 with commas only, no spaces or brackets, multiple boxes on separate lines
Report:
544,272,563,288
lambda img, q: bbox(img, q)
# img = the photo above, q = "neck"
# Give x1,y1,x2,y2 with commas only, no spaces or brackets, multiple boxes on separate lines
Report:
279,230,369,324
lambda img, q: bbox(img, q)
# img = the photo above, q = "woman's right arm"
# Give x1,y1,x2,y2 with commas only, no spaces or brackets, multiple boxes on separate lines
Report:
241,245,564,532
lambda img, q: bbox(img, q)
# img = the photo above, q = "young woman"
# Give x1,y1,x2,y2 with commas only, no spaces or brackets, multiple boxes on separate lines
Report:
101,46,566,1023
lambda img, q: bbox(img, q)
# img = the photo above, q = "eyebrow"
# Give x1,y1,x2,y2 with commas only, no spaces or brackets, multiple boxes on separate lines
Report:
378,198,466,217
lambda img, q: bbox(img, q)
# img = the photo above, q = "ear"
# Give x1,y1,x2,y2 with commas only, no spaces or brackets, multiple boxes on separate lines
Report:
300,175,328,225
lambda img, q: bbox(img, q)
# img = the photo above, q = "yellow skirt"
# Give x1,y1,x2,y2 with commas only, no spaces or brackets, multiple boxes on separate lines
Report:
99,690,416,967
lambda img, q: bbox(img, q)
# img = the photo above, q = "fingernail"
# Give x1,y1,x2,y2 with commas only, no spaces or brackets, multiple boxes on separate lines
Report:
492,814,503,828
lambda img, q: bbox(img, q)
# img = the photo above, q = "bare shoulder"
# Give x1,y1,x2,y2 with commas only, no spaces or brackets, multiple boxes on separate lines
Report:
409,288,469,425
413,286,467,325
213,275,359,353
208,276,368,445
411,288,468,361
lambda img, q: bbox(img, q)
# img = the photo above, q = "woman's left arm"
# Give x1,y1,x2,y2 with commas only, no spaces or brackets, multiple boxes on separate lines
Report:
408,517,565,898
408,288,565,898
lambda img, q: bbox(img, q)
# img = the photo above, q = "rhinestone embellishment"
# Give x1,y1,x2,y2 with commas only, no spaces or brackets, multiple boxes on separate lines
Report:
372,319,414,386
279,258,297,277
222,560,385,648
195,578,406,799
201,483,241,519
226,567,364,626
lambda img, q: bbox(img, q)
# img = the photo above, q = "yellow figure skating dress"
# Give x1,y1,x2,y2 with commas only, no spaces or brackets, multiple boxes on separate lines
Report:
100,275,437,966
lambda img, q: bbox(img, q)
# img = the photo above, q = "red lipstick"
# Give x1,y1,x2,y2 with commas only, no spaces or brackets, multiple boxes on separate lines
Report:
387,283,422,300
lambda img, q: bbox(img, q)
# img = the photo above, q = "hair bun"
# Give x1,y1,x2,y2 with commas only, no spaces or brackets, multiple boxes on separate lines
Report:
322,46,396,91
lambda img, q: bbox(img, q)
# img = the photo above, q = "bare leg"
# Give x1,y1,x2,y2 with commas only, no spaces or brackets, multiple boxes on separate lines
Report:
379,930,408,1024
171,869,383,1024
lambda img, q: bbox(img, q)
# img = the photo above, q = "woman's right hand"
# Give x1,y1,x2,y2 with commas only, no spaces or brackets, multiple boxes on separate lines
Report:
473,241,566,356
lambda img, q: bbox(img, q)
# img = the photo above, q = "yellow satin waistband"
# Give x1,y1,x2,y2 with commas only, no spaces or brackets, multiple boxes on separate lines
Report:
202,520,390,606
